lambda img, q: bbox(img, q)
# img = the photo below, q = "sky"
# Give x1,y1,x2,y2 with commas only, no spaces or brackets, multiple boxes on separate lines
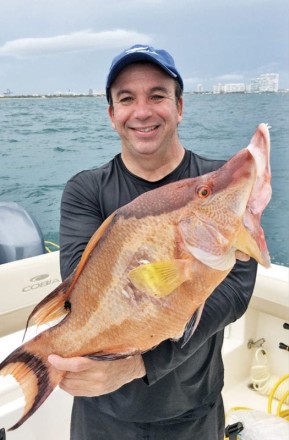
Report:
0,0,288,95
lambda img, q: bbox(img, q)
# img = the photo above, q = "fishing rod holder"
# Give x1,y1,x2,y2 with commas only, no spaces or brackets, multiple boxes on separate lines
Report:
247,337,266,349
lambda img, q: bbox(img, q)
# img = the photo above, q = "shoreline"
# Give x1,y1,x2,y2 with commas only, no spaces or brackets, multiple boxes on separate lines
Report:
1,91,289,100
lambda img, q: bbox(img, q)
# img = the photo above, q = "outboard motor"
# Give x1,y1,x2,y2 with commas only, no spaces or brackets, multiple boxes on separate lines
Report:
0,202,45,264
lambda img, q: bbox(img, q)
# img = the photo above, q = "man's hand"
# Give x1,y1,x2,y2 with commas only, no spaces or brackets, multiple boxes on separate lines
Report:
48,354,146,397
235,251,250,262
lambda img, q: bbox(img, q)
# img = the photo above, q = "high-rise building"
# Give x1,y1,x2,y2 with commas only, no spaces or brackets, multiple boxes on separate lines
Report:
250,74,279,93
212,83,245,94
213,73,279,93
223,83,246,93
260,74,279,92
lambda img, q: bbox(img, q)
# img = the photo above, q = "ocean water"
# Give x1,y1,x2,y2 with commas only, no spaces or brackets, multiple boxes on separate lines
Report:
0,93,288,267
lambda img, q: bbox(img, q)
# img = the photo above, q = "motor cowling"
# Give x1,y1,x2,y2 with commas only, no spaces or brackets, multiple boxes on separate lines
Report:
0,202,45,264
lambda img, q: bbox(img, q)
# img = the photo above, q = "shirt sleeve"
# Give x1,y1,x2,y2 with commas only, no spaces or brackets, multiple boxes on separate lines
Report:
142,258,257,385
59,173,103,280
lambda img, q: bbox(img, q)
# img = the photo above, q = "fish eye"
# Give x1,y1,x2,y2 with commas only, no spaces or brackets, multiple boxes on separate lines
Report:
197,185,211,199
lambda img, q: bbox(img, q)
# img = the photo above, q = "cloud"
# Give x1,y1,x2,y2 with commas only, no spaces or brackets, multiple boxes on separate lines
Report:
0,29,153,58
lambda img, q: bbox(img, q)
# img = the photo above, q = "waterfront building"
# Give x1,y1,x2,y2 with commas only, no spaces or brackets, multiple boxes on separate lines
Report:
212,82,245,94
260,73,279,92
213,73,279,94
3,89,12,96
250,73,279,93
213,83,223,94
223,83,246,93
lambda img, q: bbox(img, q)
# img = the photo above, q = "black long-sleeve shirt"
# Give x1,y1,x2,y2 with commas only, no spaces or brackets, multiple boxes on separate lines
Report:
59,149,257,424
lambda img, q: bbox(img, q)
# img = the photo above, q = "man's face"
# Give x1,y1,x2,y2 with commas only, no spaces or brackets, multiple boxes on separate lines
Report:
108,63,183,160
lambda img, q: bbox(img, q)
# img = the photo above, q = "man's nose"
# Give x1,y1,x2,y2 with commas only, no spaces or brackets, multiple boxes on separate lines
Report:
132,99,153,119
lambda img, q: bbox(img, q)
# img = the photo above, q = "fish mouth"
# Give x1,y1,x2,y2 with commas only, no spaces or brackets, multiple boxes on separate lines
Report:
240,209,271,268
186,208,271,271
248,124,271,265
235,123,271,268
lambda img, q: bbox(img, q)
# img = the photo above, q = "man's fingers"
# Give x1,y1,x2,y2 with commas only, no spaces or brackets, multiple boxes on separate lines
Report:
235,251,250,262
48,354,91,372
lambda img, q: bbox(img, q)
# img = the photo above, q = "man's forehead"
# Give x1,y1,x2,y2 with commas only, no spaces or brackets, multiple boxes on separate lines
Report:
111,62,175,90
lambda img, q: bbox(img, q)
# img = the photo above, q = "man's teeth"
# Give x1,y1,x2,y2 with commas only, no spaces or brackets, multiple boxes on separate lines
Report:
137,126,156,132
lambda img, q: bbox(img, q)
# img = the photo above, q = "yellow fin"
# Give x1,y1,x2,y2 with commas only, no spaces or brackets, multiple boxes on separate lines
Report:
234,223,265,265
128,259,192,297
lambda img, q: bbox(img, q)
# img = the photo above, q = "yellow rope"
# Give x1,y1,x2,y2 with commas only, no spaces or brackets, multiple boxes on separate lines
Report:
44,240,60,253
267,374,289,417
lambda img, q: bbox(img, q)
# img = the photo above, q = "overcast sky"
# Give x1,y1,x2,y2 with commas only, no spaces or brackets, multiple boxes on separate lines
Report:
0,0,288,94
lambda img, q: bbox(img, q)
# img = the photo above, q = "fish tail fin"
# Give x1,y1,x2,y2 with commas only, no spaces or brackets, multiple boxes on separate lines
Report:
0,345,64,431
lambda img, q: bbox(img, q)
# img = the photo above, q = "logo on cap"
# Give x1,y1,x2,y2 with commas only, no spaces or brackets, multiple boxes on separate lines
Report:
125,46,159,57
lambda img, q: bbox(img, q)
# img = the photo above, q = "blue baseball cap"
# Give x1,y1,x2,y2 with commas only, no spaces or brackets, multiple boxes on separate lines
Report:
106,44,183,101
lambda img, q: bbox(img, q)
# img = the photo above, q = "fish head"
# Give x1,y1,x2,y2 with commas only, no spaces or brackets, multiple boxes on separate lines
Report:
181,124,271,270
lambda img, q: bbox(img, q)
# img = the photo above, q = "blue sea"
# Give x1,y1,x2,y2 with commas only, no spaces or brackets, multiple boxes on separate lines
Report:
0,93,288,267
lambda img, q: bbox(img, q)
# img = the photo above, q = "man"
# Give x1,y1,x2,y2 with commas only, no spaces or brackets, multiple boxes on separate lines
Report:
49,44,257,439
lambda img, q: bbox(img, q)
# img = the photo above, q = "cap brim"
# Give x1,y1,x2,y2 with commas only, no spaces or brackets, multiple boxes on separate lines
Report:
106,52,180,101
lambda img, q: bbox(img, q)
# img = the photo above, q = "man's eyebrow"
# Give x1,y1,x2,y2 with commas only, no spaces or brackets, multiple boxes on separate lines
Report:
149,86,170,94
115,85,171,99
115,89,132,98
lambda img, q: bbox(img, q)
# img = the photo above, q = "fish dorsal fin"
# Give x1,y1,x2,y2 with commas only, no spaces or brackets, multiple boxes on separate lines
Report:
71,212,116,287
128,259,192,297
25,273,74,331
25,213,116,335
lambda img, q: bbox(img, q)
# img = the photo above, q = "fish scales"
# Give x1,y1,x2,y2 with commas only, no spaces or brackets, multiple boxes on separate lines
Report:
65,213,193,354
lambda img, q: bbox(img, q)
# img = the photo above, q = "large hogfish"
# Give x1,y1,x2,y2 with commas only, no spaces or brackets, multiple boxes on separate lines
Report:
0,123,271,430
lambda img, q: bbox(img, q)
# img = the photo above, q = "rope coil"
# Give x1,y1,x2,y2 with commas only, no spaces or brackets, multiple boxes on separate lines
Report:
250,348,289,419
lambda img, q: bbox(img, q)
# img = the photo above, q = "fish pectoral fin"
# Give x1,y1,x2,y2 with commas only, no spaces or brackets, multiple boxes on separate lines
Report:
128,259,192,297
234,223,266,266
26,272,74,328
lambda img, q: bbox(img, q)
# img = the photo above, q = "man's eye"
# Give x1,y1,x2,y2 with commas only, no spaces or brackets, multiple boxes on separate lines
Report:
119,96,134,104
151,94,165,102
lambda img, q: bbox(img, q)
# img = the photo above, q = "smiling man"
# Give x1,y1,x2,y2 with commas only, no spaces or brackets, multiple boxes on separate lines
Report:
108,62,184,181
49,44,257,440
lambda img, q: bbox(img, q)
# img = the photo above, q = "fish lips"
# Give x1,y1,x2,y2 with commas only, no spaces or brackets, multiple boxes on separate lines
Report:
243,208,271,268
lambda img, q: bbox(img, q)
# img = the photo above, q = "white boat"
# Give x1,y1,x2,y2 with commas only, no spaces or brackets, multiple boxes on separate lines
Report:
0,250,288,438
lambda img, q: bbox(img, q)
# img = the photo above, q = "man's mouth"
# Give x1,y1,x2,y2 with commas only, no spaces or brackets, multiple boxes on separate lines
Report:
133,125,158,133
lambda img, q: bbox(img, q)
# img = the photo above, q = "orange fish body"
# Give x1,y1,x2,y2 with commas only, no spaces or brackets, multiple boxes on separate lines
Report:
0,123,271,430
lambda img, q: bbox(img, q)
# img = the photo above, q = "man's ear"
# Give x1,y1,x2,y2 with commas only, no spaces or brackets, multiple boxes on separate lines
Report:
108,105,115,129
177,96,183,124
